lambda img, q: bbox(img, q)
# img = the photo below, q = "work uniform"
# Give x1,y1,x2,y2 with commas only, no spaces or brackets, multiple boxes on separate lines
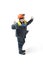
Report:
11,18,33,54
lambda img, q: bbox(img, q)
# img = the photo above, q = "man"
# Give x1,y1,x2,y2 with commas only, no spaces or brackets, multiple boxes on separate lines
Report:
11,14,33,55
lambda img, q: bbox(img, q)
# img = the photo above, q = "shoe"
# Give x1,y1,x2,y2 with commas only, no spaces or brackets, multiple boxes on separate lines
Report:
22,50,25,52
19,51,25,55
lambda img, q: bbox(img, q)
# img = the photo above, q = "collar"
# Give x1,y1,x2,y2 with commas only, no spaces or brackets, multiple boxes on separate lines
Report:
17,20,27,26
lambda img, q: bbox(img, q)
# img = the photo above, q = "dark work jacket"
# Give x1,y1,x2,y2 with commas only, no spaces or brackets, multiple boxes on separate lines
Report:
11,18,33,38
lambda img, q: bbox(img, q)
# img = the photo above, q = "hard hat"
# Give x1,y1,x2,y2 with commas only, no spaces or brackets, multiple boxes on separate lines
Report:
18,14,25,19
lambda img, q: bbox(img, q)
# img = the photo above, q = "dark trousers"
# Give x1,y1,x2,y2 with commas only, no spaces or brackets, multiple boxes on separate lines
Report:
17,37,25,52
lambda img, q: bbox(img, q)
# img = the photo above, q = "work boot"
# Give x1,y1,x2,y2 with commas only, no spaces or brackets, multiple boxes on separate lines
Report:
19,50,25,55
22,50,25,52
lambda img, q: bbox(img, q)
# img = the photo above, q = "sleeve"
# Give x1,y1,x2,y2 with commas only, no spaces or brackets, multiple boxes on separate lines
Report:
11,24,16,29
27,18,33,26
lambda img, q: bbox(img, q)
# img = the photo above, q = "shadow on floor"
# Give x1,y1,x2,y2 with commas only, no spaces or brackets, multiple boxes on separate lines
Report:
25,47,37,54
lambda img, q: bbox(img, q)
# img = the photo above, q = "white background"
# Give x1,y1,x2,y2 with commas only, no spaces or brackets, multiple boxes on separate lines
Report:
0,0,43,65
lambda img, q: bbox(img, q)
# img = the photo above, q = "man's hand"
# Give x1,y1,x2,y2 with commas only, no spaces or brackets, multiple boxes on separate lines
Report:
31,16,34,20
14,21,16,24
11,21,16,29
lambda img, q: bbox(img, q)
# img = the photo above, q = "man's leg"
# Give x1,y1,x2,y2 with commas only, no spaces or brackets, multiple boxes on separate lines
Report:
21,38,25,52
17,37,25,55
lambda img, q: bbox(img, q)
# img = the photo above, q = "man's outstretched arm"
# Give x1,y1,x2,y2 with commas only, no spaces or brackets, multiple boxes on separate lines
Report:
27,18,33,26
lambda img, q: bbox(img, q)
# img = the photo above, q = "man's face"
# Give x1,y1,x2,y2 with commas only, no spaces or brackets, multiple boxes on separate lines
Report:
19,19,24,23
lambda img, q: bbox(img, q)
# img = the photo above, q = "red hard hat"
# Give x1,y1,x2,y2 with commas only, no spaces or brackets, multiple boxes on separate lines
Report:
18,14,25,19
